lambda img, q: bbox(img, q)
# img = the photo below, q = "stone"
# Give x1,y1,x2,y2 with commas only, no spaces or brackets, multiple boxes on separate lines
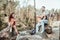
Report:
45,26,52,34
19,37,29,40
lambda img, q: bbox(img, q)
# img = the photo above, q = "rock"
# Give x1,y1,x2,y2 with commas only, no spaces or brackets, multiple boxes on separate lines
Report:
0,27,17,40
19,37,29,40
0,26,11,38
0,37,9,40
16,35,42,40
45,26,52,34
16,28,59,40
16,32,42,40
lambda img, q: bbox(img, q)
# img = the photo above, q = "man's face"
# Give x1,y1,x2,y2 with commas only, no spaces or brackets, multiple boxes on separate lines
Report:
42,7,45,12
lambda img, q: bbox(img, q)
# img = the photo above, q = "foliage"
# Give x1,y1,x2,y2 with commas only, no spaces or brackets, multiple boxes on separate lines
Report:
0,0,19,31
0,0,60,31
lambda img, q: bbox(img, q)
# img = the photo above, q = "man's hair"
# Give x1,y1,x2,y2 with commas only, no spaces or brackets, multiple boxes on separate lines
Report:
42,6,45,8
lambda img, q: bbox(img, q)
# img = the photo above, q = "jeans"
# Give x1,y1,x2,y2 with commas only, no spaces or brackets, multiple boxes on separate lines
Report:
36,19,48,33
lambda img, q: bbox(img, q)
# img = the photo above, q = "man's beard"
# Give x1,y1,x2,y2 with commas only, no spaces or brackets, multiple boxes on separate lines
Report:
42,10,45,12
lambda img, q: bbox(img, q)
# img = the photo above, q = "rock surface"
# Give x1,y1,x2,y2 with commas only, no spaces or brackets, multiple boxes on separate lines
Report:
16,27,59,40
0,26,59,40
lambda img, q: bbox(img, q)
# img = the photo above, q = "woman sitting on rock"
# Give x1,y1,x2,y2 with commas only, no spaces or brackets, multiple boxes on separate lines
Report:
8,12,18,36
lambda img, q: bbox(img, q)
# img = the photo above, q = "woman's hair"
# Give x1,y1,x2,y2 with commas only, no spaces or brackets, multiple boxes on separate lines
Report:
9,12,16,26
9,12,14,22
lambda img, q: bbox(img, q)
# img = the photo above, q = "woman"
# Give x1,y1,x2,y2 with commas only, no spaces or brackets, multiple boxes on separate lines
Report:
8,13,18,36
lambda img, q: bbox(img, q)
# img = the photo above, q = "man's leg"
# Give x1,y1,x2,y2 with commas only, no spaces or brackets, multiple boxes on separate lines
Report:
36,22,41,33
40,21,45,33
43,20,48,23
40,20,48,33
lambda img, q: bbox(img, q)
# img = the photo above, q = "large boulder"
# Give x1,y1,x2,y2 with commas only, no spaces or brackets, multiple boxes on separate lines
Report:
45,25,52,34
0,27,17,40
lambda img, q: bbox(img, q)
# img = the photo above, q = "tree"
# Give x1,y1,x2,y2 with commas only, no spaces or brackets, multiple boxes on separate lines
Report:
0,0,19,30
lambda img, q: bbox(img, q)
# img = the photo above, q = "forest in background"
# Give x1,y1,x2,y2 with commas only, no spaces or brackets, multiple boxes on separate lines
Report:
0,0,60,31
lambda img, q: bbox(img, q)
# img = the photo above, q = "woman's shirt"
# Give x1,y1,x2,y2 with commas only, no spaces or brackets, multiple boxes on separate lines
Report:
9,18,16,26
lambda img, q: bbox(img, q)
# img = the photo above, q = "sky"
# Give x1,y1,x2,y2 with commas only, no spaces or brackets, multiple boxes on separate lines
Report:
16,0,60,10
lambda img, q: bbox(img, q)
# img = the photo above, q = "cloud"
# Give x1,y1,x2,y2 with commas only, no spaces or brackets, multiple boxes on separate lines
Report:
18,0,60,9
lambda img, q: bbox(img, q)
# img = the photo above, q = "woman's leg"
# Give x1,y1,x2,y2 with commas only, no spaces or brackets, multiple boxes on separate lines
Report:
13,25,18,35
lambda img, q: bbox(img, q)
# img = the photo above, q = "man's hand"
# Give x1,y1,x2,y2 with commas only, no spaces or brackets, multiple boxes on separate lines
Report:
36,15,41,22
